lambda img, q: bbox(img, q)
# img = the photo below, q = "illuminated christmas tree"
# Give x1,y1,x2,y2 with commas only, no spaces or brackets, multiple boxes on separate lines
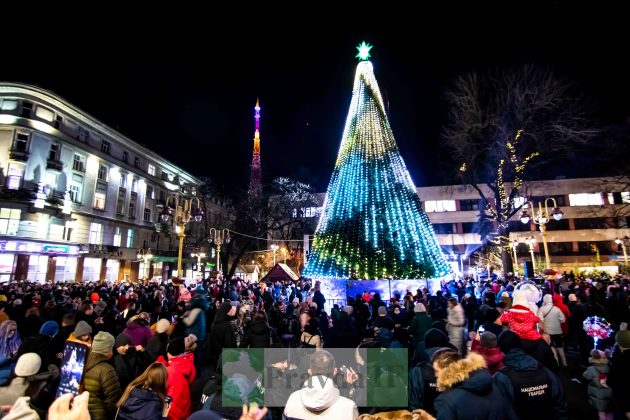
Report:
304,42,451,280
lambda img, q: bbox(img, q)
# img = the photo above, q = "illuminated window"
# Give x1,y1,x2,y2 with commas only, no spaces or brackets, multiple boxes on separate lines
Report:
35,106,54,122
113,227,122,247
6,166,23,190
148,164,156,176
0,99,17,110
424,200,456,212
89,222,103,244
0,208,21,235
126,229,135,248
94,182,107,210
69,174,83,203
512,196,526,208
569,193,603,206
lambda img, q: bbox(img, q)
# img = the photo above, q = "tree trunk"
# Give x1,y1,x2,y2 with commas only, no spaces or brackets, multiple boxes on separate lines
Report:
501,248,513,277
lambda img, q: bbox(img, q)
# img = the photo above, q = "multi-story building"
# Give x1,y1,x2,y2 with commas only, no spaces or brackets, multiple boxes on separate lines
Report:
0,82,205,283
300,176,630,274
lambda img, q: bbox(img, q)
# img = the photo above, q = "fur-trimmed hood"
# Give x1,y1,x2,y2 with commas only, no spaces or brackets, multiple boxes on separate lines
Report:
437,352,488,391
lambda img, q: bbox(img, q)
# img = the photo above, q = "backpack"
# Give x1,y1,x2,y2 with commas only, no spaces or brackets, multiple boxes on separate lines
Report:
418,361,440,414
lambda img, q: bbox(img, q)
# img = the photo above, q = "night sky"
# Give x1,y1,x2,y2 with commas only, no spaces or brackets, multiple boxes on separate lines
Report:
3,6,629,192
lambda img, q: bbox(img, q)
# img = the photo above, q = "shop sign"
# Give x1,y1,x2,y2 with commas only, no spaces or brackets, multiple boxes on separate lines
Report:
0,240,78,255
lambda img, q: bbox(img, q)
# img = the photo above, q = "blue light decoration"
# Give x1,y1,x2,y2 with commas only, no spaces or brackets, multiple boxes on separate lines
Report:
303,43,451,280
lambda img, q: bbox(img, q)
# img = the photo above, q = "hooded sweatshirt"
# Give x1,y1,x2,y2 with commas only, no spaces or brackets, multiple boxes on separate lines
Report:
283,375,358,420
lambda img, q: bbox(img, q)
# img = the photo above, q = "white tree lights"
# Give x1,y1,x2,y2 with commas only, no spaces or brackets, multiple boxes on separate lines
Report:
303,44,451,280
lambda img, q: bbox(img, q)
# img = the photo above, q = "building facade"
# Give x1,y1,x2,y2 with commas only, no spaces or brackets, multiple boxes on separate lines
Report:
0,83,205,283
300,177,630,274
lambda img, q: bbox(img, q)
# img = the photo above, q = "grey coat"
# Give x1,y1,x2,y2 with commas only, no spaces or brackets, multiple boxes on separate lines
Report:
582,362,613,412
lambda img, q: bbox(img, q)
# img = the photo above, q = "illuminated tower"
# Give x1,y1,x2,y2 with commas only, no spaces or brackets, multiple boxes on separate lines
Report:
303,43,451,280
249,98,262,196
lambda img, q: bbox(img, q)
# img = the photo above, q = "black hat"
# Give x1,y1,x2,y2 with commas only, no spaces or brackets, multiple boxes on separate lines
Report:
424,328,449,349
167,337,186,356
484,308,500,323
114,333,132,349
498,330,522,354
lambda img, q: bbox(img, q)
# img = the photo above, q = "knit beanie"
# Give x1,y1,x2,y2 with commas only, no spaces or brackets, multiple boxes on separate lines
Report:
498,330,523,354
156,318,171,334
114,333,132,349
414,303,426,313
39,320,59,337
378,306,387,316
424,328,449,348
292,297,299,305
480,331,498,348
167,337,186,357
91,332,115,355
91,292,100,303
15,353,41,377
73,321,92,338
616,330,630,349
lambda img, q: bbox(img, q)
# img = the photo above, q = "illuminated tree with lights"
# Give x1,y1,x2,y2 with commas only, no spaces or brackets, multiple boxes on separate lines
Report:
304,42,451,280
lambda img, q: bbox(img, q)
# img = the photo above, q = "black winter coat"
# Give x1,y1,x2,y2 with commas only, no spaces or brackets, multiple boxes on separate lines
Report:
114,348,153,389
117,387,163,420
241,320,271,348
207,302,237,367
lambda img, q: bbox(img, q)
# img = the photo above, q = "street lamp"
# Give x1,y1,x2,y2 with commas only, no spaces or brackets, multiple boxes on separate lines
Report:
208,228,230,274
191,252,207,278
159,195,203,277
520,197,563,270
511,239,520,272
615,237,629,267
137,248,153,279
270,244,279,265
525,237,537,269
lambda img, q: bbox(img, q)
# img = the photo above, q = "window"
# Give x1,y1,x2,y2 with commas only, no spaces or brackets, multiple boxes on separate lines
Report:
424,200,456,212
77,127,89,142
48,143,60,161
0,99,17,110
146,185,154,199
101,140,111,154
27,255,47,283
148,164,156,176
93,182,107,210
159,189,166,203
607,192,630,205
54,115,63,130
144,208,151,222
574,218,610,230
459,199,481,211
545,218,570,231
116,188,126,215
547,242,573,255
13,133,29,152
44,172,57,194
113,227,122,247
433,223,457,234
129,192,137,218
73,154,86,172
461,222,478,234
512,196,526,209
97,165,108,182
69,174,83,203
126,229,135,248
134,157,140,168
569,193,603,206
35,106,54,122
21,101,33,118
89,222,103,244
0,208,20,236
6,166,23,190
509,220,532,232
122,151,128,163
302,207,322,218
54,256,77,282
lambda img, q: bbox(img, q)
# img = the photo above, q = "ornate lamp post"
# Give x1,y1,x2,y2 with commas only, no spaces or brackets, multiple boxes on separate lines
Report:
137,248,153,279
270,244,279,266
159,195,203,277
525,236,537,268
520,198,563,270
208,228,230,274
511,239,520,272
191,252,207,278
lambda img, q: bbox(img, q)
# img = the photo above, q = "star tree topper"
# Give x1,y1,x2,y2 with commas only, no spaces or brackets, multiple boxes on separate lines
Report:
356,41,373,61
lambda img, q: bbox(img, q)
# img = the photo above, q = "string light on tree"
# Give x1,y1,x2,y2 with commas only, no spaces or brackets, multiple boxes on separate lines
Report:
303,42,451,280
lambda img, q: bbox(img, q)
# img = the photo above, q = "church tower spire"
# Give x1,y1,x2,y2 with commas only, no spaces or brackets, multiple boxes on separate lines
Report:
249,98,262,195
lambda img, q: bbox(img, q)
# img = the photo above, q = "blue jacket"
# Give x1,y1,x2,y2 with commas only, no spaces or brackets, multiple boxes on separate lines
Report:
184,307,207,342
434,353,516,420
0,354,15,386
117,387,164,420
494,348,568,420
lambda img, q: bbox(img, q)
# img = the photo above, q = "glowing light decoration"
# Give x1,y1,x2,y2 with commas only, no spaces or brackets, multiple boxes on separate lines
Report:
583,316,613,349
303,45,451,280
356,41,373,61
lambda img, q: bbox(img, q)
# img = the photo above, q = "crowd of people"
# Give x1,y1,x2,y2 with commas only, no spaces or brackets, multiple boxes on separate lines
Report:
0,272,625,420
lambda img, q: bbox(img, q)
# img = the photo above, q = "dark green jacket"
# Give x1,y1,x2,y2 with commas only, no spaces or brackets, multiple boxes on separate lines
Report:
407,313,432,345
83,352,121,420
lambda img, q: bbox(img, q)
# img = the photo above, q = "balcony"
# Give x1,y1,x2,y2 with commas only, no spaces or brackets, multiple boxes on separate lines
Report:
46,159,63,172
9,149,29,162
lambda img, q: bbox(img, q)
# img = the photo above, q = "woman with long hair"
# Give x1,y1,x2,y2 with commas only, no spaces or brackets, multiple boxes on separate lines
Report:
116,362,170,420
0,320,21,385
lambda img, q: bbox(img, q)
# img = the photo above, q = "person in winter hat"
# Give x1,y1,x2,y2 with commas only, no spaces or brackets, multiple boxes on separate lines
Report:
538,294,567,367
408,303,432,364
471,331,504,374
0,352,41,405
113,332,152,390
157,337,196,420
17,320,59,372
582,349,613,419
147,319,171,361
83,332,121,420
69,320,93,347
494,331,568,420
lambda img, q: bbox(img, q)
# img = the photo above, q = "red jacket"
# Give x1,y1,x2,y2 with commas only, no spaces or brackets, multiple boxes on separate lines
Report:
500,305,542,341
553,294,571,335
471,342,504,374
157,353,196,420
